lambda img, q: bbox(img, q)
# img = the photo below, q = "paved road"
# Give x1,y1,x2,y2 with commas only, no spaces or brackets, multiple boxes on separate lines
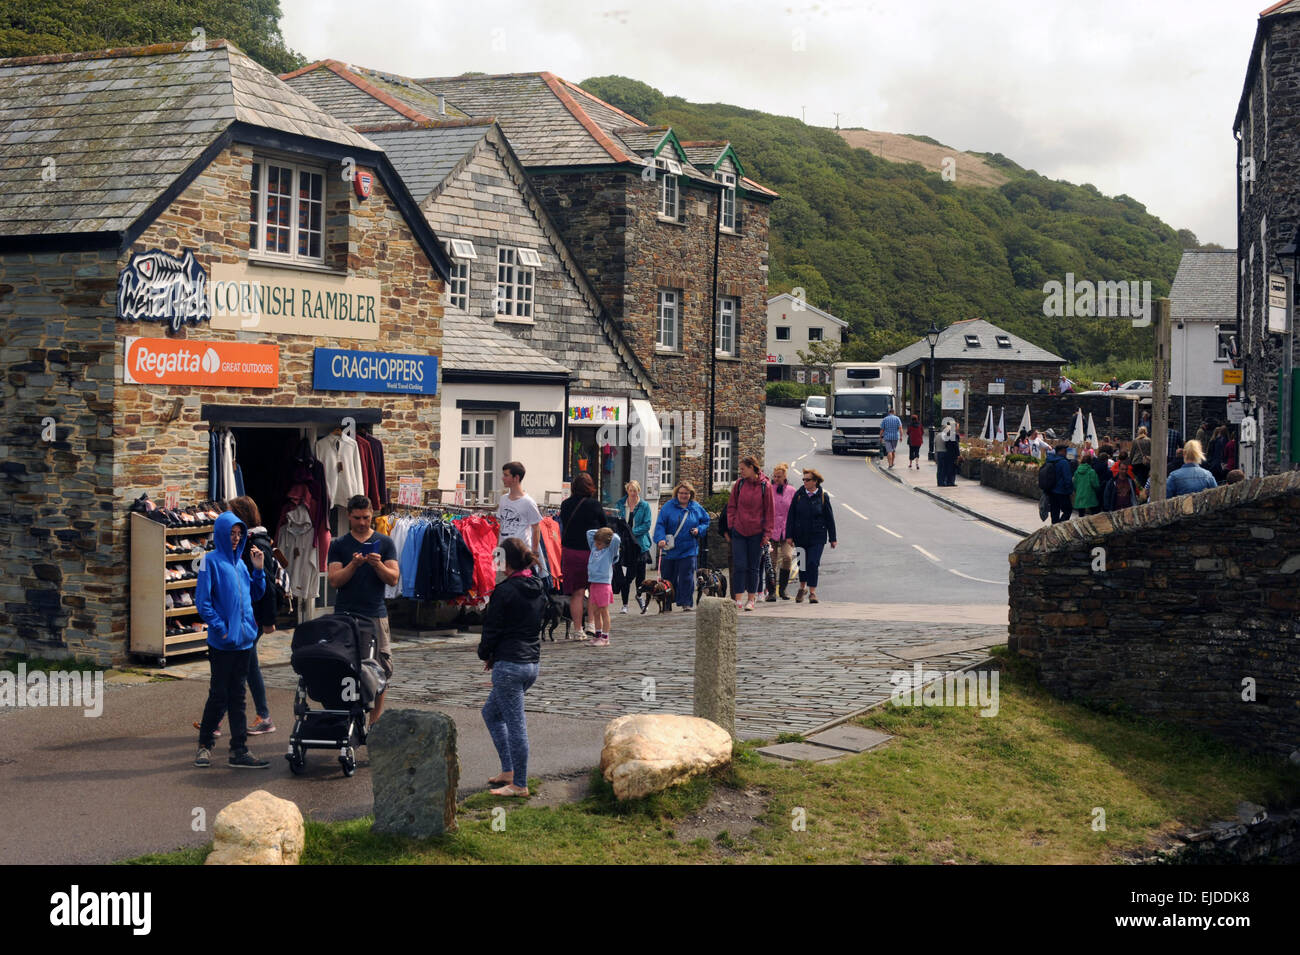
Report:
766,407,1019,605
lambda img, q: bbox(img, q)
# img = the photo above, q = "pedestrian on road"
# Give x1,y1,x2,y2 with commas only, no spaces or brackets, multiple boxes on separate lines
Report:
1129,426,1151,489
786,468,837,604
936,418,959,486
768,463,796,600
1167,439,1219,498
326,495,400,724
215,496,278,736
558,472,606,637
881,409,903,469
1072,453,1101,516
907,416,924,469
1045,444,1075,524
478,537,545,797
653,482,710,610
194,510,268,769
725,455,774,612
1195,419,1214,454
1206,425,1229,482
615,481,652,614
585,526,620,646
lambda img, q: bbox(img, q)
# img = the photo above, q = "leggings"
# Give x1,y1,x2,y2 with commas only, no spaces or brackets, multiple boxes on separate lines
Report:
481,660,539,789
618,557,647,607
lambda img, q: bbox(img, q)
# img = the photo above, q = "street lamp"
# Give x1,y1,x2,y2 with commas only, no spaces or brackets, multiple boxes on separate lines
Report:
926,322,941,461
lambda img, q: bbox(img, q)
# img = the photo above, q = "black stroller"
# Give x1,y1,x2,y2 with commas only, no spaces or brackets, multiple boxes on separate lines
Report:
286,613,386,777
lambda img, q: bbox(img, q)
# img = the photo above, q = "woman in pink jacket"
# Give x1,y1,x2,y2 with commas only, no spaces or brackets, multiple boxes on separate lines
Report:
725,455,775,612
766,462,795,601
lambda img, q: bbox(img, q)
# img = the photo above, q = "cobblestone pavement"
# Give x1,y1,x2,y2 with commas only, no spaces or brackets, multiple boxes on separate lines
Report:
261,607,1006,739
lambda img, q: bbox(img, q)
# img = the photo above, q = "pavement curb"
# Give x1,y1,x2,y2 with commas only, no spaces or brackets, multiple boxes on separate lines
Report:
872,459,1031,538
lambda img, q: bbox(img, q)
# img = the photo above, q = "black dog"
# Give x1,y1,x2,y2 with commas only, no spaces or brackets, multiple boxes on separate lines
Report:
539,590,573,641
636,578,674,614
695,568,729,604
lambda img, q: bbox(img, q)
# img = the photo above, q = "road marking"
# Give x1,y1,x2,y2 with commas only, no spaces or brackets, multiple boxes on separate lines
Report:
948,568,1005,585
912,544,940,562
876,524,902,538
842,503,869,521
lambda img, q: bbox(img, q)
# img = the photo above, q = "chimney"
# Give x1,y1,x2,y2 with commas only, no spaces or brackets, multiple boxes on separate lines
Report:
438,95,446,116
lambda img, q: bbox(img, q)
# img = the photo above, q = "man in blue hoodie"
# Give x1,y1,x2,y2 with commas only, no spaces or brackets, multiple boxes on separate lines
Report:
1046,444,1075,524
194,510,268,768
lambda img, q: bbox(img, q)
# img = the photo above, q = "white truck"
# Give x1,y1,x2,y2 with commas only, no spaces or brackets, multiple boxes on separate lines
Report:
830,362,897,455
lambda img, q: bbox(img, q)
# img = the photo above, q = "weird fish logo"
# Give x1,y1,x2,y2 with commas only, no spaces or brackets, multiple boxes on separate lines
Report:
117,249,212,333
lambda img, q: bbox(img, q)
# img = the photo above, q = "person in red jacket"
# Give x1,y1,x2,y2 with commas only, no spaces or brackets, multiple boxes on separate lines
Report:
725,455,775,612
906,415,924,470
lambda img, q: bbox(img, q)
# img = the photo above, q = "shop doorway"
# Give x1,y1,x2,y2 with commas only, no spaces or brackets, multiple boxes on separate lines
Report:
569,425,629,507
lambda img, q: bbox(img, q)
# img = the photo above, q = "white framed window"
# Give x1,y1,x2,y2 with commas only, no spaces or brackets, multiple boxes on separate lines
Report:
656,289,679,350
717,170,736,231
459,415,497,504
775,326,790,341
717,297,737,356
449,238,477,260
712,428,735,487
660,420,675,491
249,159,325,263
516,247,543,268
496,247,534,319
1217,325,1238,360
808,327,824,341
443,240,471,310
657,160,679,219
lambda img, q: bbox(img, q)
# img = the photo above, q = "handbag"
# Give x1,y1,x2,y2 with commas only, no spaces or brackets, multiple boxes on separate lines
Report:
663,507,690,552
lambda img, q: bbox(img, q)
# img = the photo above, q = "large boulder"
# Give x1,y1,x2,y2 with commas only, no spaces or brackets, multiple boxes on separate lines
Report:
368,709,459,838
600,714,732,801
206,790,304,865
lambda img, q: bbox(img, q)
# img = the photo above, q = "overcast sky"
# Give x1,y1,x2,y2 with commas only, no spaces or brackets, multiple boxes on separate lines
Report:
282,0,1267,248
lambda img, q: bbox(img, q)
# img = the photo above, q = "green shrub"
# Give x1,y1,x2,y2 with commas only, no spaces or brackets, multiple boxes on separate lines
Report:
701,491,731,514
766,381,830,406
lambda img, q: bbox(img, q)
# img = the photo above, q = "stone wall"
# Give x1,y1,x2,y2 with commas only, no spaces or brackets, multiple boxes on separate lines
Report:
980,460,1040,500
1008,471,1300,757
0,249,120,660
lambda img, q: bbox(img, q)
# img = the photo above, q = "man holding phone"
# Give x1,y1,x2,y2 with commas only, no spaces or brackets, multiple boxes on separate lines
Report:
327,494,400,723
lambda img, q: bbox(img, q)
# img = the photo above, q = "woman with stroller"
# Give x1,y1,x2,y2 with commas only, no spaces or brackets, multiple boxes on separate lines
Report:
478,537,546,797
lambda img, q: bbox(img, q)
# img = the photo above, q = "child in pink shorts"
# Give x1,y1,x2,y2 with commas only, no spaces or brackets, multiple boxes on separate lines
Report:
585,527,621,647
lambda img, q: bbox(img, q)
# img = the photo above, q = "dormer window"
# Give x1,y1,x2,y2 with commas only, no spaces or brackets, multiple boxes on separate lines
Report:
655,158,680,219
717,170,737,231
996,335,1012,348
964,334,981,347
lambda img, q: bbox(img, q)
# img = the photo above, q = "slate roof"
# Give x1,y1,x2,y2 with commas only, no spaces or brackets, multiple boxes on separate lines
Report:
881,318,1065,368
276,65,415,127
767,293,849,327
358,121,493,202
0,41,377,237
1170,250,1238,322
441,307,568,375
614,126,670,157
681,142,728,168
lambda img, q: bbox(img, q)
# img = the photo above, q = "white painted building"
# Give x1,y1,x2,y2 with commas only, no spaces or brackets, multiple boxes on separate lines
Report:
1170,250,1240,437
766,293,849,383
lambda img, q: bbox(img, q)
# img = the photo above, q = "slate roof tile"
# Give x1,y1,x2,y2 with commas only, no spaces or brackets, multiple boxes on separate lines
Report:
1170,250,1237,322
881,318,1065,367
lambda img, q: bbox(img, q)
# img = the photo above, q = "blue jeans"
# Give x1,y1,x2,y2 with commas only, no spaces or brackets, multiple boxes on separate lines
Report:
481,661,539,789
246,636,269,720
730,531,763,595
797,540,827,589
659,554,697,607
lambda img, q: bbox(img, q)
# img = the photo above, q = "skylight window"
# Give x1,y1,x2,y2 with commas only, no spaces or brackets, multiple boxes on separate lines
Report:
996,335,1012,348
964,334,981,347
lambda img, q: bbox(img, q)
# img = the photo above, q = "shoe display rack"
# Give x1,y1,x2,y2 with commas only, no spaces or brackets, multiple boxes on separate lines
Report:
130,512,214,666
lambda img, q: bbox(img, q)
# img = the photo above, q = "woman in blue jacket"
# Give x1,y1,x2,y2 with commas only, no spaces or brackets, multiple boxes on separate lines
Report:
652,481,710,609
615,480,653,614
194,510,268,770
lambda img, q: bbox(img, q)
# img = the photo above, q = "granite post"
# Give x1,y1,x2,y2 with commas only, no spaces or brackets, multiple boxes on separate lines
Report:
368,709,459,838
694,596,737,738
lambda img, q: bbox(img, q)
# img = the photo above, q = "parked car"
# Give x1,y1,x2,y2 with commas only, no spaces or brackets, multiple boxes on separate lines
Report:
800,395,830,428
1079,379,1154,396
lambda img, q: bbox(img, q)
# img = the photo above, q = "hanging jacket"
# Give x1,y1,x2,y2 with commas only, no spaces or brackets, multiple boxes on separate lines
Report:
361,433,389,506
786,486,837,547
220,431,238,504
281,482,331,573
726,474,774,539
538,516,563,587
401,520,428,598
196,511,264,650
277,505,319,601
315,432,365,508
356,436,378,512
770,481,795,539
458,514,500,597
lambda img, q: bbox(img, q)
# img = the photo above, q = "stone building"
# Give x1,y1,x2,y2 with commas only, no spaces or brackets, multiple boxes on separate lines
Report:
283,66,777,496
1235,1,1300,476
0,41,451,664
881,319,1064,434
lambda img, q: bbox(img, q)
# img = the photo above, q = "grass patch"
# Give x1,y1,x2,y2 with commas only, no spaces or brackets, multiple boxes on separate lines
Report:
123,656,1300,865
1,654,105,674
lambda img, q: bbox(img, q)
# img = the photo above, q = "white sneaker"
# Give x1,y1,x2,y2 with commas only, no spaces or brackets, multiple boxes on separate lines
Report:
619,606,628,614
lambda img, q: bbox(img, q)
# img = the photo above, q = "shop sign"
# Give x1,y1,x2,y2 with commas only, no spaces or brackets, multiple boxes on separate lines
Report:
1222,368,1243,385
515,410,563,438
397,478,422,507
568,396,626,425
313,348,437,395
123,337,279,387
165,486,181,510
1268,273,1288,333
117,249,212,332
941,381,965,410
1226,400,1245,424
208,263,382,340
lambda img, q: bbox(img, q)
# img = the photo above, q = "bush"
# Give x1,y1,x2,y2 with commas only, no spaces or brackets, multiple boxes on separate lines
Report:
701,491,731,514
766,381,830,406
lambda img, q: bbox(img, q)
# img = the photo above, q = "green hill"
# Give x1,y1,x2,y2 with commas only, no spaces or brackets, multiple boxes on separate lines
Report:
581,76,1185,364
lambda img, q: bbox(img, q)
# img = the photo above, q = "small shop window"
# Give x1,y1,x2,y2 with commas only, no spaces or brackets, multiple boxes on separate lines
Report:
249,159,324,264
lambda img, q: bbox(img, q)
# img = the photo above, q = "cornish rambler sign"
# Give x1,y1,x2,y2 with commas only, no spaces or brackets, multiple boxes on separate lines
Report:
116,249,212,332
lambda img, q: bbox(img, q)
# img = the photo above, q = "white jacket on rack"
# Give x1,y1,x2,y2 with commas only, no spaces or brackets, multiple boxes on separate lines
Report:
315,432,365,508
220,431,238,503
278,505,319,600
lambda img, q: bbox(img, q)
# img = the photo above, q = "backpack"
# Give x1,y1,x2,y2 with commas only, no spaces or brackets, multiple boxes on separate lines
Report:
1037,460,1058,492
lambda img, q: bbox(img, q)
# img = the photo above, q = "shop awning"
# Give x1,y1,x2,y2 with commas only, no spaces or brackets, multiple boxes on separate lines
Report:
201,404,382,425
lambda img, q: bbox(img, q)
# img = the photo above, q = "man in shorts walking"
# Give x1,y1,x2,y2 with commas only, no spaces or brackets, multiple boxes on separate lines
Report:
327,495,399,723
880,408,902,469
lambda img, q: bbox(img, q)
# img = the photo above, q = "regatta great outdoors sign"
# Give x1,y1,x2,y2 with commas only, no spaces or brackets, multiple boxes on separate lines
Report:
209,263,381,340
